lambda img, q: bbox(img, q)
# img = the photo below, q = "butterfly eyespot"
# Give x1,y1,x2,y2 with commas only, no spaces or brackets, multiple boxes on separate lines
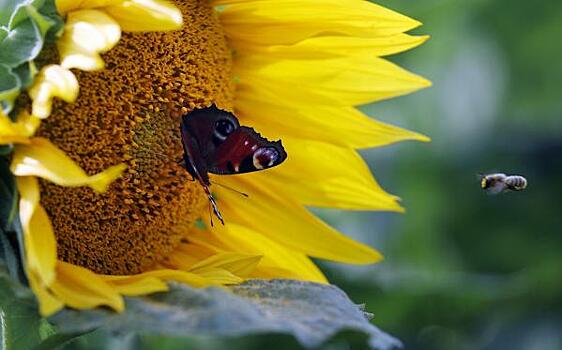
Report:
253,147,279,169
214,119,235,140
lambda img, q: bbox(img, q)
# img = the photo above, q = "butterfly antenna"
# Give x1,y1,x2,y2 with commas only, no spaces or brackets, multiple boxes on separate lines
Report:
209,180,249,198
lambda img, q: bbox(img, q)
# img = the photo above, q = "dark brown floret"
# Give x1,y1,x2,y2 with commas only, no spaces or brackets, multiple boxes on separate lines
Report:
37,0,234,275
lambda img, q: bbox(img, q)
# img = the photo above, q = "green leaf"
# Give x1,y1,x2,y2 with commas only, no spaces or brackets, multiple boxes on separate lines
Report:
0,229,26,285
0,0,63,112
24,4,54,37
0,157,17,231
50,280,402,350
0,18,42,67
38,0,63,43
7,1,47,29
0,157,27,284
0,63,21,105
0,268,53,350
0,145,14,156
0,267,85,350
0,27,8,42
14,60,37,89
0,0,19,25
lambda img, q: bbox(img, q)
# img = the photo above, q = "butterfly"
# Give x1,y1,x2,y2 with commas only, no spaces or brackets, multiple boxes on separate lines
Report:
180,104,287,225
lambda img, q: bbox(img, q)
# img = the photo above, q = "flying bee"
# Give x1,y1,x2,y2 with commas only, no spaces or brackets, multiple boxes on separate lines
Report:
480,173,528,194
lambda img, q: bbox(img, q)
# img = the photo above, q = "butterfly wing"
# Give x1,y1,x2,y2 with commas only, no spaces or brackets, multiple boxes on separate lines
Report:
180,105,240,185
207,126,287,175
179,105,286,225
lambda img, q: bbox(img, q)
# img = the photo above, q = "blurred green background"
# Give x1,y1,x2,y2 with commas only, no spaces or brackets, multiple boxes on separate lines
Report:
68,0,562,349
326,0,562,348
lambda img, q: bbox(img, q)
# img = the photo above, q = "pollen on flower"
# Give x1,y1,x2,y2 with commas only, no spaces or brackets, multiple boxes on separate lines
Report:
36,0,234,275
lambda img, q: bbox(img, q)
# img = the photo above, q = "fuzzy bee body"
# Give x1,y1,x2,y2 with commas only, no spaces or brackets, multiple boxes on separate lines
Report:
505,175,527,191
480,173,527,194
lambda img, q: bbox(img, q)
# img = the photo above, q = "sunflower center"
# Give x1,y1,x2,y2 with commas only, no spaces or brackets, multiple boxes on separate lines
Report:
37,0,233,275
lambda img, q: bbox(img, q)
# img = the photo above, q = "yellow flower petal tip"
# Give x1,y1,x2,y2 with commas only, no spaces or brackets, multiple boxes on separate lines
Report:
58,10,122,71
87,163,128,193
104,276,170,297
28,65,79,119
389,202,405,214
28,271,64,316
0,111,40,145
190,252,263,277
105,0,184,32
10,138,126,193
418,35,431,46
51,262,125,312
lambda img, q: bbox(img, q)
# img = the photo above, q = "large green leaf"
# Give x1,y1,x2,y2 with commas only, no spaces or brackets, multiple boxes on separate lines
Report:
0,268,56,350
51,280,401,350
0,266,83,350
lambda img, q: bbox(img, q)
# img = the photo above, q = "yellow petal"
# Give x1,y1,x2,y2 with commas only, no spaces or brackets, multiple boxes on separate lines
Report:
15,176,39,236
50,262,124,312
219,0,421,45
195,268,243,285
55,0,118,15
164,239,291,284
14,111,41,136
235,55,431,106
11,138,126,193
176,242,217,260
231,34,429,59
28,271,64,316
233,138,403,211
28,65,78,119
25,206,58,286
0,111,40,145
164,243,217,271
16,177,57,285
58,10,121,71
104,0,183,32
192,224,327,283
189,252,262,277
103,275,169,296
0,135,30,145
212,178,383,265
103,269,218,288
236,99,429,148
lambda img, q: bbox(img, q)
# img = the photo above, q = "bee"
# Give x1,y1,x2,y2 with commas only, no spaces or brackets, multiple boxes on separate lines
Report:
480,173,528,194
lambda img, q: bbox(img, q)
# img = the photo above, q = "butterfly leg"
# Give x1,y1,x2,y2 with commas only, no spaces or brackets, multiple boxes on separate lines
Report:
207,193,224,226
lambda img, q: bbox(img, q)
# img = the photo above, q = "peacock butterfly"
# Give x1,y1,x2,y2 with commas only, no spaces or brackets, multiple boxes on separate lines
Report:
180,104,287,225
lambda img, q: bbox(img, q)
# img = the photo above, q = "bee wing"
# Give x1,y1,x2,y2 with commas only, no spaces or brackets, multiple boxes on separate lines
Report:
485,182,506,195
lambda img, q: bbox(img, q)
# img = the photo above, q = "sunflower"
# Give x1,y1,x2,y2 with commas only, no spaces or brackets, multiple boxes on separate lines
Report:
0,0,430,316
